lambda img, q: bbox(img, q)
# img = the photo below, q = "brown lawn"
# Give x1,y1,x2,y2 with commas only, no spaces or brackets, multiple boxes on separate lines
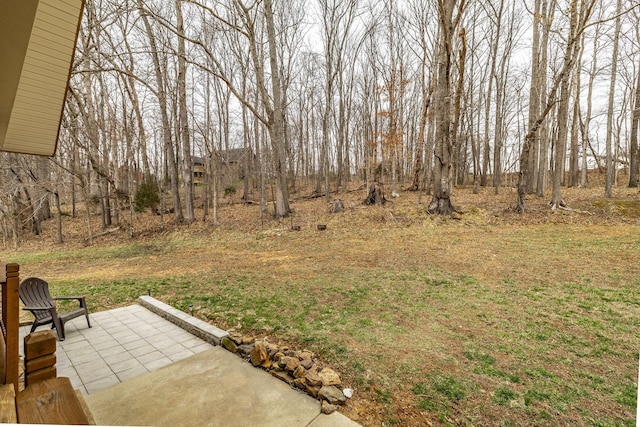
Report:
4,181,640,426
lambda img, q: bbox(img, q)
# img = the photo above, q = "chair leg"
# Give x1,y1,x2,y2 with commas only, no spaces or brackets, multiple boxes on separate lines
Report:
52,316,65,341
85,313,91,329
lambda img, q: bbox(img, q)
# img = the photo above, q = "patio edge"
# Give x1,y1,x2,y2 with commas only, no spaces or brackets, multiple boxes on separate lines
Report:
138,296,228,345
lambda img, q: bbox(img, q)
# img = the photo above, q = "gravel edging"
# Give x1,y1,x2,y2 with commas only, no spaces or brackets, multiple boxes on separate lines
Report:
138,295,228,345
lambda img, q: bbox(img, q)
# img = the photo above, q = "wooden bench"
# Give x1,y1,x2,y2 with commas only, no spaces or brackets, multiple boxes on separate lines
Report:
1,262,93,424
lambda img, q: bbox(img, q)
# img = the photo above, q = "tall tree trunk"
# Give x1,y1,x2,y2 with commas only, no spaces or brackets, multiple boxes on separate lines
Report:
569,61,581,188
629,62,640,187
264,0,290,218
467,8,480,194
138,0,183,222
519,0,596,212
410,85,433,191
54,191,63,244
427,0,461,215
529,0,543,196
176,0,195,223
550,0,579,209
605,0,622,198
451,28,466,187
409,12,433,192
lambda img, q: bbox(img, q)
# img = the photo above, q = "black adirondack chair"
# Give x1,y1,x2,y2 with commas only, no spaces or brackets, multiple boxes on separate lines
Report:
19,277,91,341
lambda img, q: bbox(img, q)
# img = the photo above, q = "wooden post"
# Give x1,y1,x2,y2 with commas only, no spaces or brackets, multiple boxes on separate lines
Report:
2,263,20,393
24,331,57,387
0,384,17,423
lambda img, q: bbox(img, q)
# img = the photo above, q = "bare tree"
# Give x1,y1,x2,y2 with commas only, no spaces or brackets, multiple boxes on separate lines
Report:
407,0,436,192
138,0,184,222
579,13,604,187
550,0,581,210
479,0,504,192
630,58,640,187
176,0,195,222
569,33,584,188
428,0,466,215
535,0,554,197
605,0,623,198
518,0,598,213
318,0,359,197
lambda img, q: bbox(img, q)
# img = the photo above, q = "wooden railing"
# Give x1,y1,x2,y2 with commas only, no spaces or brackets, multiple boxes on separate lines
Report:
1,262,20,393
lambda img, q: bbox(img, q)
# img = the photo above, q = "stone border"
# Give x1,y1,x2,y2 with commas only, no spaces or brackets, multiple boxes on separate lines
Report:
138,296,228,345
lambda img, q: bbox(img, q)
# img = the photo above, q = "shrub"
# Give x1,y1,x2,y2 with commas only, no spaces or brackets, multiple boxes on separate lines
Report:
134,180,160,213
224,185,236,197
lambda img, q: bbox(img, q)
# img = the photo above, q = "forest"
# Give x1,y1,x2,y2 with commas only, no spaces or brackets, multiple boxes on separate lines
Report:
1,0,640,245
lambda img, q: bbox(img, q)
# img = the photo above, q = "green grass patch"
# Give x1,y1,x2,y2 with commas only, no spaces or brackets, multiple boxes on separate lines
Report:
493,387,519,406
375,388,393,404
431,375,466,402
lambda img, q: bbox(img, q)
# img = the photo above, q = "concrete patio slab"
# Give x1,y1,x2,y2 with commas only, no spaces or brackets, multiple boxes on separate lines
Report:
86,347,322,426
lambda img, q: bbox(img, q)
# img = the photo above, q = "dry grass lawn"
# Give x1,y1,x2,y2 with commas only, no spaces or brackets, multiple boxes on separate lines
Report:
4,181,640,426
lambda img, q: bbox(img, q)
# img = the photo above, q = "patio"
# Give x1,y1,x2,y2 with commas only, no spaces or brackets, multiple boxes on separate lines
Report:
18,299,361,426
19,303,214,395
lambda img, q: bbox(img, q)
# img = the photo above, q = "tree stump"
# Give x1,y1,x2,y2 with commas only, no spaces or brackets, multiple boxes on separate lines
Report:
330,199,344,213
364,183,386,205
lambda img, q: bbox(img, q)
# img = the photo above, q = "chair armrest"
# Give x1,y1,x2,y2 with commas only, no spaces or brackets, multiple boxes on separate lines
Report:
22,305,55,311
53,296,87,310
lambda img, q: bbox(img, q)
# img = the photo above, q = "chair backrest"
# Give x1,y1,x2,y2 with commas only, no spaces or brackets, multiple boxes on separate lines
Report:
19,277,55,323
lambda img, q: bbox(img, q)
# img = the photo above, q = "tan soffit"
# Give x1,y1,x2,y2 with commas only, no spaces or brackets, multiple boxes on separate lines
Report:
0,0,84,156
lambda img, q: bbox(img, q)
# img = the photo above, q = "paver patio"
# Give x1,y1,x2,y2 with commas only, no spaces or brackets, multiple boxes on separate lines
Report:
19,304,213,394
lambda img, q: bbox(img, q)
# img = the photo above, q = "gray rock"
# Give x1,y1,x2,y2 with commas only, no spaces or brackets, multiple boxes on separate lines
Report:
300,358,314,370
237,344,254,357
305,368,322,387
318,385,347,405
321,400,339,414
330,199,344,213
299,350,314,360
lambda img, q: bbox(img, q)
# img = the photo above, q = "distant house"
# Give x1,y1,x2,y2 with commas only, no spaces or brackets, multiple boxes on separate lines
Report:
192,156,206,186
217,148,256,183
189,150,256,186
